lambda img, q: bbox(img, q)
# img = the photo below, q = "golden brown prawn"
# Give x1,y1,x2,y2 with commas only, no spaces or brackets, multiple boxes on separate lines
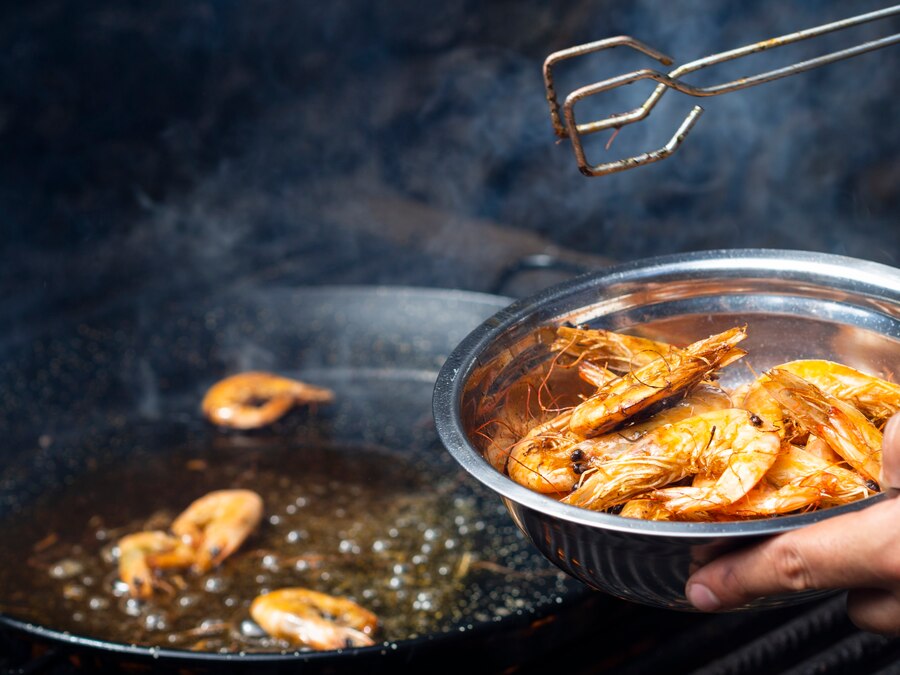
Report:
739,376,792,437
763,368,883,485
202,372,334,429
572,382,734,456
765,444,875,507
250,588,378,650
568,327,747,438
171,489,264,573
563,408,780,511
623,482,821,521
507,383,733,494
507,426,584,494
551,326,679,373
738,359,900,439
771,360,900,427
723,484,822,517
117,531,196,599
652,482,822,518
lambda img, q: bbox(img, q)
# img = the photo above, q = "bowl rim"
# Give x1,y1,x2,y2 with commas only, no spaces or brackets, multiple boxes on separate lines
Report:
433,248,900,539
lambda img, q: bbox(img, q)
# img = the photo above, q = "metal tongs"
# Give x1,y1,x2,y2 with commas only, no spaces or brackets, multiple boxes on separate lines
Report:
544,5,900,176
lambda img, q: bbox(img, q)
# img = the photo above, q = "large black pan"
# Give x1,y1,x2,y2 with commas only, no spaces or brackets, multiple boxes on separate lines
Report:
0,286,604,673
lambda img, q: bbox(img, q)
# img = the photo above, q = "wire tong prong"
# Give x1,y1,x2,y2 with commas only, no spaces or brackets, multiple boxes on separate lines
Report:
545,5,900,177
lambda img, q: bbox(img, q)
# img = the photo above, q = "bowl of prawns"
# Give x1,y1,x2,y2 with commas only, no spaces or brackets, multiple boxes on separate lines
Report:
433,249,900,609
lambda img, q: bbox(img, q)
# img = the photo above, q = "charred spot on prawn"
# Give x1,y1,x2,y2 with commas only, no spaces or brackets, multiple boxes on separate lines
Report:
704,425,717,451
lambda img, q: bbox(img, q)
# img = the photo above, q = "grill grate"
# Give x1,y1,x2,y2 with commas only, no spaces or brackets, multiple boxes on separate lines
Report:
688,595,852,675
779,631,900,675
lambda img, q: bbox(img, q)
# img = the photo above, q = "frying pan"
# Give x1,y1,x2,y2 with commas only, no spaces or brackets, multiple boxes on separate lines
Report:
0,285,600,673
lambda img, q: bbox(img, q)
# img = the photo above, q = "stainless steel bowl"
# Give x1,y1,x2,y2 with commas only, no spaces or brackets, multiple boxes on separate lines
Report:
433,250,900,610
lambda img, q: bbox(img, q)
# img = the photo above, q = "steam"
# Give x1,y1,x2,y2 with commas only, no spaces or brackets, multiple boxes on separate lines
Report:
2,0,898,336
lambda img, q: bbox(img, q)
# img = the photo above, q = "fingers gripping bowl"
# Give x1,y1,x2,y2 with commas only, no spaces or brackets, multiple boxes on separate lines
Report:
433,250,900,610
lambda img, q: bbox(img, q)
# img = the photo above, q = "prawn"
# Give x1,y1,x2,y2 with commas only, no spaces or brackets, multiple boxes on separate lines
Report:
171,489,264,573
562,408,780,511
202,372,334,429
117,531,195,599
765,444,875,507
569,382,733,459
568,326,747,438
723,484,822,517
763,368,883,485
739,376,793,438
250,588,378,650
738,359,900,438
770,360,900,427
651,483,821,518
509,382,733,494
507,425,584,494
624,482,820,521
551,326,679,373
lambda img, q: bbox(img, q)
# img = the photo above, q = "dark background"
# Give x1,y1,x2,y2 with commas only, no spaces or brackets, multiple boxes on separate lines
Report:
0,5,898,671
2,0,898,333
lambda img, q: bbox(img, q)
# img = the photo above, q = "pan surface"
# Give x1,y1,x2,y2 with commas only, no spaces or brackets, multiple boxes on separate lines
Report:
0,286,590,671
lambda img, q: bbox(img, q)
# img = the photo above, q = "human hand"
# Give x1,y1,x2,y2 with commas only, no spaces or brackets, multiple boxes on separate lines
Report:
685,414,900,634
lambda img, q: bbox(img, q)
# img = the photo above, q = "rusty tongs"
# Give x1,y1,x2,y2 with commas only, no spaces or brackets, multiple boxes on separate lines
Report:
544,5,900,176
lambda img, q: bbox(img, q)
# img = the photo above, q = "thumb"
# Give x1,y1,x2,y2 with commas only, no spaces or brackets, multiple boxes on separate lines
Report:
880,414,900,488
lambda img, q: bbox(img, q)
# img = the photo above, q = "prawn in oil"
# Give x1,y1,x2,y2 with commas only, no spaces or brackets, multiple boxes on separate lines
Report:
116,489,264,597
485,323,891,521
251,588,378,650
117,531,196,599
171,489,264,573
202,372,334,429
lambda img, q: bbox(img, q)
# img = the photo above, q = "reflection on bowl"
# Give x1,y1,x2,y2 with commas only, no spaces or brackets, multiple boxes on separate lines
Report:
434,250,900,610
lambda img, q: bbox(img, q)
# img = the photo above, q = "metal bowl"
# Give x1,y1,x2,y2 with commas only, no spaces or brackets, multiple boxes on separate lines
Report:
433,249,900,610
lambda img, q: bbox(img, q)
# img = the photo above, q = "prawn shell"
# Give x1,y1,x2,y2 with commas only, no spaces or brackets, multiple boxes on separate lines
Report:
170,489,264,573
251,588,378,650
568,327,747,438
563,408,780,511
202,372,334,429
763,369,883,485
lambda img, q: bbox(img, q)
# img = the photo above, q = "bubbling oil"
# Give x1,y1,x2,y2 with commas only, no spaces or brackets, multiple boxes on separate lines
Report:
0,438,571,652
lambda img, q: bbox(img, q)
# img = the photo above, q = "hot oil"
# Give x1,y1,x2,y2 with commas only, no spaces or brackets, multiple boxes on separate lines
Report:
0,435,571,652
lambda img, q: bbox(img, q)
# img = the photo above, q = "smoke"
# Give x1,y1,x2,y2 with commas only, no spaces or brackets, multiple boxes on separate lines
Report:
1,0,898,334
